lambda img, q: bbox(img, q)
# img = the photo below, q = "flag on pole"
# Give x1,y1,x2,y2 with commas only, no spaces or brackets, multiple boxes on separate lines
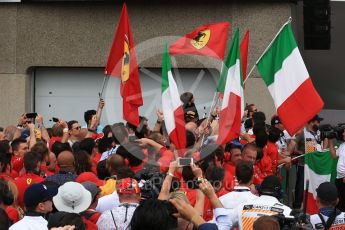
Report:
162,44,186,150
105,3,143,126
304,150,337,214
169,22,230,60
216,28,244,145
240,30,249,82
256,23,324,135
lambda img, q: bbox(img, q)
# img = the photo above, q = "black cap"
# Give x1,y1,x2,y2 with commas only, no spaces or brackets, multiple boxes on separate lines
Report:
261,175,281,194
270,115,281,126
316,182,338,202
309,114,324,123
24,183,58,208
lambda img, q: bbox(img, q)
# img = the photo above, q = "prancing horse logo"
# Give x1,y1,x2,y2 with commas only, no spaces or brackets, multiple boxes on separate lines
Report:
121,34,130,82
190,29,211,49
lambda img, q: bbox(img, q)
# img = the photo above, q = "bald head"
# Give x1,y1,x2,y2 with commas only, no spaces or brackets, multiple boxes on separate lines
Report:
107,154,125,175
57,151,75,171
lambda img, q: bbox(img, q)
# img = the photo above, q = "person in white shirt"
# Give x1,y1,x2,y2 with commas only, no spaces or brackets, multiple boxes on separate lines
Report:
219,161,258,209
309,182,345,229
213,175,292,230
97,178,140,230
328,127,345,212
10,183,58,230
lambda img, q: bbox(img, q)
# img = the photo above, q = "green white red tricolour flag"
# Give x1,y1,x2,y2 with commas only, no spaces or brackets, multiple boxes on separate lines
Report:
256,23,324,135
162,44,186,151
216,28,244,145
304,150,337,214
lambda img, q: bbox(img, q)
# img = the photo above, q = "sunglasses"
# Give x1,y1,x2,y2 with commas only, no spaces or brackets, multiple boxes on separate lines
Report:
73,126,81,130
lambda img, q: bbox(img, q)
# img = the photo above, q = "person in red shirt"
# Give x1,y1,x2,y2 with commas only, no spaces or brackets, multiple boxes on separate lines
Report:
31,141,53,177
267,127,292,173
122,139,174,174
0,178,20,224
14,151,44,208
242,143,265,187
224,142,242,175
223,142,244,191
203,165,228,221
79,138,101,174
10,138,28,173
47,151,59,174
0,141,18,180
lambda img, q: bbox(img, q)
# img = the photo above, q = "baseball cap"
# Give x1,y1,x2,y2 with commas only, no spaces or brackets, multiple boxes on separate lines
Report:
261,175,281,193
82,182,100,201
76,172,105,187
117,178,140,194
24,183,58,208
316,182,338,202
271,115,281,126
309,114,324,123
53,182,92,213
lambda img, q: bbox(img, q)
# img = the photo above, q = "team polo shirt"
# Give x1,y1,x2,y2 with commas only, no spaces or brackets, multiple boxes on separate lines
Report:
310,209,345,229
219,186,258,209
215,195,292,230
14,173,44,207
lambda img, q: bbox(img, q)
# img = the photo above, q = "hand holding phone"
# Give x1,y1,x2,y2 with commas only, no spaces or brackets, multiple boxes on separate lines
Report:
178,158,194,167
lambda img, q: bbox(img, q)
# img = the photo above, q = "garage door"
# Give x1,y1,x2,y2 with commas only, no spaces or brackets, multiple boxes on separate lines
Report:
34,67,219,128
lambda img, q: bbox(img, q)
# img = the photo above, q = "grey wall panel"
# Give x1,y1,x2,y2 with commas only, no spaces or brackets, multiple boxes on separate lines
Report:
35,67,218,128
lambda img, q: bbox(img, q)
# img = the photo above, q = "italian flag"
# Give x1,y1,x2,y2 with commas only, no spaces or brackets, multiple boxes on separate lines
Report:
304,150,337,214
216,28,244,145
162,44,186,151
256,23,324,135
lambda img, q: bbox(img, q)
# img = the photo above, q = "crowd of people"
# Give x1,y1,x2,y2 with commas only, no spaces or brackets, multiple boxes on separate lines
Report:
0,93,344,230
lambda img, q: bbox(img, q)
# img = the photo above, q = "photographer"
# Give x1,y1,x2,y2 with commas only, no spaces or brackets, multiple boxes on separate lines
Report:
310,182,345,229
328,127,345,212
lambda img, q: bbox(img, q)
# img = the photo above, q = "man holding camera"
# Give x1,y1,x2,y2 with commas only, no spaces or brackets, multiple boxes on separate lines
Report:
328,127,345,212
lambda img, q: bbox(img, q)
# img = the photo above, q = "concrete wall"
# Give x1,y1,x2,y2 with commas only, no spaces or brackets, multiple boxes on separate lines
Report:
0,1,292,126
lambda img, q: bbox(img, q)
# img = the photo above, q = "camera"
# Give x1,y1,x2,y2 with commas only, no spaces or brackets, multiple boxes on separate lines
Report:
272,212,312,230
320,124,345,141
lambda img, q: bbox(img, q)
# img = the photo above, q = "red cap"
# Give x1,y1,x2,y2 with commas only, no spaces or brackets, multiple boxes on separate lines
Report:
76,172,105,187
117,178,140,194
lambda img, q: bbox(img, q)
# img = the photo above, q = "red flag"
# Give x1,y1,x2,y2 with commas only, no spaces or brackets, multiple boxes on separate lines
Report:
105,3,143,126
169,22,230,60
240,31,249,81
